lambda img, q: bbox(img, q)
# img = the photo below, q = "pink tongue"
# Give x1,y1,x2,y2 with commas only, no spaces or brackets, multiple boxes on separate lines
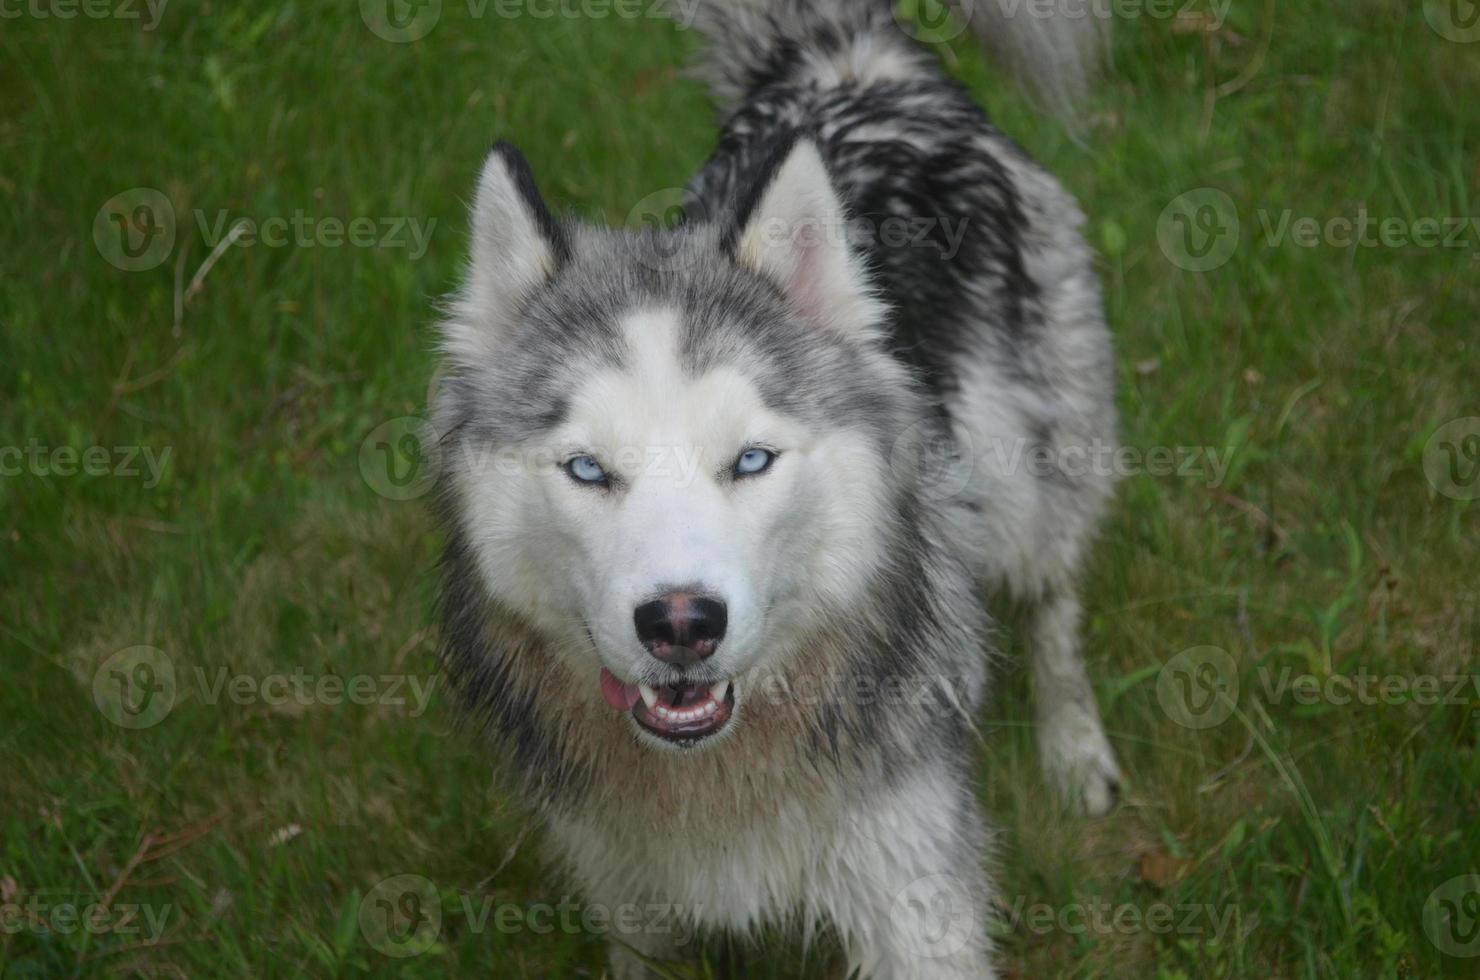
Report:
599,668,640,711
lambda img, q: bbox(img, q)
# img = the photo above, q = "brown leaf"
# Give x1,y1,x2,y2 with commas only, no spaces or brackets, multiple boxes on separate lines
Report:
1138,849,1193,888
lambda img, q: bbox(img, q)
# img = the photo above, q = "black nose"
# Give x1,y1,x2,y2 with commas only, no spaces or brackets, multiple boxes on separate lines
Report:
633,592,727,666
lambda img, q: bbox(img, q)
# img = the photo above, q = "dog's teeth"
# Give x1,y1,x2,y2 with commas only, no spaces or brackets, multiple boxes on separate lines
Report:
710,679,731,702
638,684,659,709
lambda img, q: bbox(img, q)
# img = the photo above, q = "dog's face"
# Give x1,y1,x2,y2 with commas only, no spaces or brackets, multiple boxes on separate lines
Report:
435,140,917,750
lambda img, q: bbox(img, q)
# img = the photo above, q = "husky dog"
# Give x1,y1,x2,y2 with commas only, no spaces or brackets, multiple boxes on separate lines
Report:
431,1,1117,976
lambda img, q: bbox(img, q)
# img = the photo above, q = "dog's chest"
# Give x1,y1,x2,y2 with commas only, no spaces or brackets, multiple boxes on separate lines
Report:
547,787,843,932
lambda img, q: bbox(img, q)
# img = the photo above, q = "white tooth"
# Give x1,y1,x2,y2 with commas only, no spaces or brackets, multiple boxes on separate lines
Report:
710,679,731,702
638,684,659,709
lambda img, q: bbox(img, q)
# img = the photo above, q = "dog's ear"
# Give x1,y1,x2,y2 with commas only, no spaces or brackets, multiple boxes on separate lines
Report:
444,141,567,363
727,138,884,338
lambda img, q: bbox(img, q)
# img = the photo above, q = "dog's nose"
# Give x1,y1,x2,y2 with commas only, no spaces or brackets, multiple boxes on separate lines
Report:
633,592,727,665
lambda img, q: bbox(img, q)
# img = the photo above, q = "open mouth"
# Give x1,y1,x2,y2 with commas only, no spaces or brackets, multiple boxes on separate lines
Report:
600,668,736,743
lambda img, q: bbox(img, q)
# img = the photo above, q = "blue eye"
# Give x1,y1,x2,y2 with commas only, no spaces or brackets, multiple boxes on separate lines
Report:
566,455,607,485
734,447,776,477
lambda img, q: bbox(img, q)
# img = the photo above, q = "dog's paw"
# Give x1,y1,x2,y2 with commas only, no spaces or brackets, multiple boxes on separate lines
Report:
1038,705,1122,817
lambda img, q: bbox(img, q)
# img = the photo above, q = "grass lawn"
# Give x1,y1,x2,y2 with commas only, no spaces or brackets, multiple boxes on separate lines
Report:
3,0,1478,976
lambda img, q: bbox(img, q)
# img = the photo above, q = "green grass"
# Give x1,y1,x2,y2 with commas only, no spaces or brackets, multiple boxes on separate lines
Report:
3,0,1478,976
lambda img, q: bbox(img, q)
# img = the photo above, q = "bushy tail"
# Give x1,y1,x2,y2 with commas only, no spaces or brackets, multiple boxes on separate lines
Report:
682,0,1109,121
951,0,1110,117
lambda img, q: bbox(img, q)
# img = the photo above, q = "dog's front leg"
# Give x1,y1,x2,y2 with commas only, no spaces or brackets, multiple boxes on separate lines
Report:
823,768,999,980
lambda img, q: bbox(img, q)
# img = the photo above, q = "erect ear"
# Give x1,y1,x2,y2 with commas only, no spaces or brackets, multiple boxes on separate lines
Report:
727,137,884,338
443,141,567,364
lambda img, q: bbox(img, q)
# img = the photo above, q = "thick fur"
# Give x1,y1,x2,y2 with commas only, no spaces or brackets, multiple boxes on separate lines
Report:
431,2,1117,977
690,0,1109,123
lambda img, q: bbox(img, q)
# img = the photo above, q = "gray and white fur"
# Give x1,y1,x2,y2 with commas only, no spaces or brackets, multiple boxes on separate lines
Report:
430,1,1117,976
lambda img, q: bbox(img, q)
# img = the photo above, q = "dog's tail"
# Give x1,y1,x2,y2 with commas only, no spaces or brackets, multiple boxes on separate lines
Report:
682,0,1108,121
953,0,1110,116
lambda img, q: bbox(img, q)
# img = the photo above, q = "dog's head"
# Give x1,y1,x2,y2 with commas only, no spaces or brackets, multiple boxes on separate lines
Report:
434,138,924,750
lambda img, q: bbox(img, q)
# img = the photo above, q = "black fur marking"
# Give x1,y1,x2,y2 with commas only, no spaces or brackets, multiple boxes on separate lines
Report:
491,139,572,268
717,126,806,256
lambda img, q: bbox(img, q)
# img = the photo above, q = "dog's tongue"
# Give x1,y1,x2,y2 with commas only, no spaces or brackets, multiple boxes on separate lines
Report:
599,667,640,711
